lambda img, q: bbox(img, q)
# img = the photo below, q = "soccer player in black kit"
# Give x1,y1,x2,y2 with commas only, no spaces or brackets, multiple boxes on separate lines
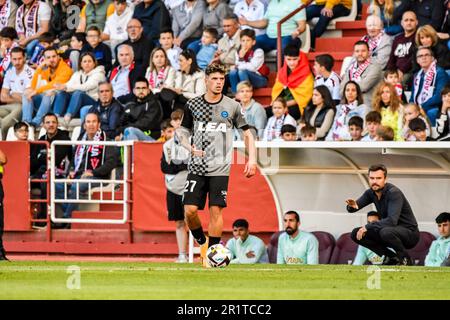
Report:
176,63,257,267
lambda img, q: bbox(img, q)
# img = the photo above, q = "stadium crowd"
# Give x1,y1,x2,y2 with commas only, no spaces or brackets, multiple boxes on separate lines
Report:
0,0,447,143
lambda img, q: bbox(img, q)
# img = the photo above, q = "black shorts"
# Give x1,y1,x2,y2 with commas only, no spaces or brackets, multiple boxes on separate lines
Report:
182,173,229,210
167,190,185,221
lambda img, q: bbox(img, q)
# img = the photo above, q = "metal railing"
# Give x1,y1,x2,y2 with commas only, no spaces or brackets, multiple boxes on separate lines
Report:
50,140,134,225
276,0,313,70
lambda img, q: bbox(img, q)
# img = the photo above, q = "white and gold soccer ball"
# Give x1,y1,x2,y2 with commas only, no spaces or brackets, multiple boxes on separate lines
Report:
206,244,232,268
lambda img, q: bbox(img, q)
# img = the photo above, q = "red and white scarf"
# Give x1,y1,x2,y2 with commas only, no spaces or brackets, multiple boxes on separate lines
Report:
265,114,287,141
348,58,371,82
148,67,167,90
362,31,384,54
16,0,40,38
413,60,437,105
330,101,358,141
0,41,18,74
74,129,106,175
0,0,11,30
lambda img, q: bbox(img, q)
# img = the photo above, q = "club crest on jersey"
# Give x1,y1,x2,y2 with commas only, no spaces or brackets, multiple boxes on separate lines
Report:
197,122,227,132
221,111,230,118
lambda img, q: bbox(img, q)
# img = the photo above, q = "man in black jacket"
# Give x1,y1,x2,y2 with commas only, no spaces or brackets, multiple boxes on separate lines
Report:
116,77,163,141
30,113,72,228
115,19,154,70
54,113,118,228
85,82,123,140
346,164,420,266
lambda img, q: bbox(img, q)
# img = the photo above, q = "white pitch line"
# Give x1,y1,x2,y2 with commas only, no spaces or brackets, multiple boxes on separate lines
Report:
0,266,450,273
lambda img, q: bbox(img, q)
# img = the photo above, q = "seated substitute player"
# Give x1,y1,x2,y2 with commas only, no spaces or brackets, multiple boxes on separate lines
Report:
176,63,257,268
425,212,450,267
277,211,319,265
353,211,385,265
226,219,268,264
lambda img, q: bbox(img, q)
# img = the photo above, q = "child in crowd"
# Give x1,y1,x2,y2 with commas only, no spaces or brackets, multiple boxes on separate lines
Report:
375,125,394,141
313,54,341,104
300,125,317,141
229,29,269,94
157,119,175,143
196,28,218,70
29,32,56,69
61,32,87,72
384,69,406,102
0,27,19,79
81,26,112,75
263,97,297,141
348,116,364,141
159,29,183,71
280,124,298,141
13,122,30,141
362,111,382,141
436,85,450,141
401,103,431,141
235,80,267,140
408,117,436,141
170,109,183,129
161,109,190,263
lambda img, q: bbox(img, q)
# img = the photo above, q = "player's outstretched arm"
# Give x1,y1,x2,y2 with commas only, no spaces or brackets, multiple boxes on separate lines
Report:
243,129,257,178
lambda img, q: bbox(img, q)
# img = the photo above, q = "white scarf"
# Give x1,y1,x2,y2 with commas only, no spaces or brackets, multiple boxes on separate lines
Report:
16,0,40,38
0,0,11,30
329,101,358,141
413,60,437,105
74,129,105,174
348,58,371,82
362,31,384,54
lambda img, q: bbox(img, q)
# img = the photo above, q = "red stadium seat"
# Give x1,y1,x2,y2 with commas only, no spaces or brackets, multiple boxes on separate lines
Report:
406,231,436,266
329,232,358,264
312,231,336,264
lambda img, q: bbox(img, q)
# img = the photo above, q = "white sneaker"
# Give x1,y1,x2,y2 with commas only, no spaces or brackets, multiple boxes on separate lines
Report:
175,254,188,263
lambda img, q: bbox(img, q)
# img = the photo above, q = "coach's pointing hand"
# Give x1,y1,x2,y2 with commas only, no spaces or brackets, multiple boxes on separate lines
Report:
346,199,358,209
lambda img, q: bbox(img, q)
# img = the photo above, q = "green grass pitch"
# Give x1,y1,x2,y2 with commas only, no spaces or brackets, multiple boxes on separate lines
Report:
1,261,449,300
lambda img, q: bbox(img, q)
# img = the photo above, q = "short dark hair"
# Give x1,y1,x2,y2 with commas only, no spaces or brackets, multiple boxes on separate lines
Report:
171,109,184,120
223,13,239,22
0,27,18,40
10,47,26,56
38,32,55,44
284,44,300,57
134,76,149,87
205,63,227,76
232,219,249,229
315,54,334,72
43,46,59,56
435,212,450,224
203,27,219,41
87,26,101,35
13,121,29,132
368,164,387,177
408,117,427,132
284,210,300,222
365,111,382,123
43,112,58,123
441,84,450,97
348,116,364,129
160,119,173,131
240,28,256,40
384,69,400,79
354,40,369,50
367,211,381,220
376,125,394,141
160,28,174,37
300,125,316,136
85,112,101,122
72,32,87,45
281,124,296,135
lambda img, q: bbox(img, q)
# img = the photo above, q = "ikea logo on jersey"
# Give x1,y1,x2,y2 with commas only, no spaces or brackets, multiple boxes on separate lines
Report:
197,122,227,132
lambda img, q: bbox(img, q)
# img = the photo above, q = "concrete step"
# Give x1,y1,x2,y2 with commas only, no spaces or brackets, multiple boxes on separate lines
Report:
335,21,366,37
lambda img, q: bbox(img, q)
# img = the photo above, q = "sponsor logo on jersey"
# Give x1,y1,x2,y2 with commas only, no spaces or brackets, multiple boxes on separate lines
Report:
197,122,227,132
221,111,229,118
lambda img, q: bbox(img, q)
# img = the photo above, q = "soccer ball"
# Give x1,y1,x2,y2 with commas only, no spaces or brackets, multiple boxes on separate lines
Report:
206,244,232,268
